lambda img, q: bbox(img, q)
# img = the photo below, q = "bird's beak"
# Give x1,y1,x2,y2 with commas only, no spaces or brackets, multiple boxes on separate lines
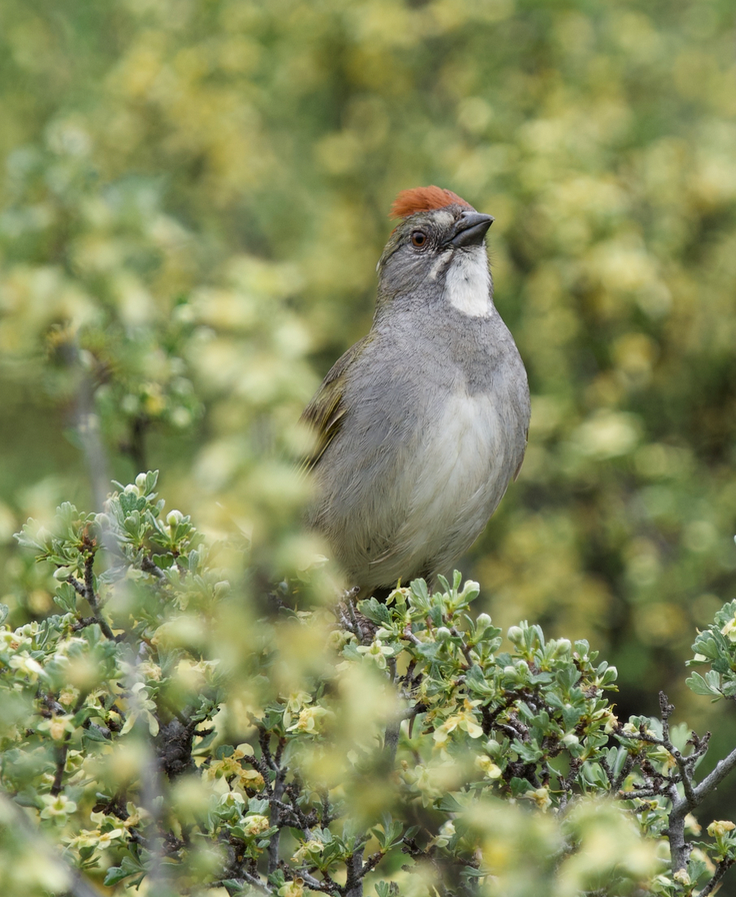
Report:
449,211,494,247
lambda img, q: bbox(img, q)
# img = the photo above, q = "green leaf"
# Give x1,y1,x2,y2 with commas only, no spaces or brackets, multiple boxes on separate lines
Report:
53,582,78,614
358,597,391,625
686,670,722,697
103,855,145,887
435,794,464,813
83,725,111,744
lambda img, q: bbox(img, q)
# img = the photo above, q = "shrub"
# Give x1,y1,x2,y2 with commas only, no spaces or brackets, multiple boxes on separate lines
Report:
1,473,736,896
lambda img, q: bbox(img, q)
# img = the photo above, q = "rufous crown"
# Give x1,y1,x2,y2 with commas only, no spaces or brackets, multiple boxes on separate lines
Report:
390,186,474,219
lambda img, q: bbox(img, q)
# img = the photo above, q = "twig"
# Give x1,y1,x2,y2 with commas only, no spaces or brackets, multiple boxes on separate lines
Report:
68,557,115,642
141,555,166,580
50,693,86,797
345,592,365,642
620,694,736,874
700,858,736,897
82,553,116,640
689,744,736,807
345,845,366,897
450,626,475,669
239,869,275,894
297,869,344,894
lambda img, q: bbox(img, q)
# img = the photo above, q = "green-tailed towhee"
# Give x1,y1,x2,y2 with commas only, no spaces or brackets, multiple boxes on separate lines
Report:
302,186,530,598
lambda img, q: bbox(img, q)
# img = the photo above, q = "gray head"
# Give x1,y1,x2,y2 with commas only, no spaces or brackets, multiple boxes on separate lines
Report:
375,186,495,318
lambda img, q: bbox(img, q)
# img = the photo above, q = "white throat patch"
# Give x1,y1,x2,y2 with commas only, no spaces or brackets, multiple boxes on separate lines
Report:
445,247,492,318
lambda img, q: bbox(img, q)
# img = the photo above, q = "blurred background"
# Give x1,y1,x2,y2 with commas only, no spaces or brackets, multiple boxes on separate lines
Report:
1,0,735,787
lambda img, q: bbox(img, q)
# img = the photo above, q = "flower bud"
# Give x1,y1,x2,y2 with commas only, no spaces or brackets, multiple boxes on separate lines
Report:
475,613,492,632
507,625,523,644
167,510,184,527
707,820,735,838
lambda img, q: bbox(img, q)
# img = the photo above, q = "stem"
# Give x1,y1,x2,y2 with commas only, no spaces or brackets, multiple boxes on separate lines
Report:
141,554,166,580
690,744,736,806
69,554,116,641
50,731,73,797
652,693,736,873
50,693,86,797
345,846,365,897
667,805,689,874
268,767,286,874
700,859,736,897
239,869,274,894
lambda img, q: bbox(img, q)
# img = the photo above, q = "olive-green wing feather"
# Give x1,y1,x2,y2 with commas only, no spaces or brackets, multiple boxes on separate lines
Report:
513,424,529,481
300,336,368,471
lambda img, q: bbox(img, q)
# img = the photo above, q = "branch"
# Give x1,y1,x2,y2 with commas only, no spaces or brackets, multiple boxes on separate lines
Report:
345,847,365,897
450,626,475,669
689,744,736,810
68,555,116,641
700,858,736,897
297,869,344,895
238,869,275,894
657,693,698,809
141,554,166,580
50,693,87,796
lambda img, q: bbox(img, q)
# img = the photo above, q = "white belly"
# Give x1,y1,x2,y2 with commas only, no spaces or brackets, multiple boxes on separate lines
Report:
369,390,508,584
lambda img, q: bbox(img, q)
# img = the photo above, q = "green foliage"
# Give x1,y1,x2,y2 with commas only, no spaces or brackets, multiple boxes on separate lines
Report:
687,599,736,701
1,0,735,673
2,479,736,895
1,0,736,893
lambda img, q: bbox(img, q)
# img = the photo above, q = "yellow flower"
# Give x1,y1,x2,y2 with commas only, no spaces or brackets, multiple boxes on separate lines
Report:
0,630,31,651
239,768,265,792
285,692,313,713
242,814,271,837
9,652,44,680
292,838,325,864
356,638,393,669
58,686,79,707
40,794,77,820
433,699,484,747
38,715,74,742
282,692,313,729
97,827,126,849
523,787,552,810
287,704,332,734
433,821,455,848
64,830,99,850
603,710,619,734
475,755,503,779
707,820,736,838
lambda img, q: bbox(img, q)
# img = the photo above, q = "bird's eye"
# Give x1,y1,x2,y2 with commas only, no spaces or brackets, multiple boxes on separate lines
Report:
411,230,427,248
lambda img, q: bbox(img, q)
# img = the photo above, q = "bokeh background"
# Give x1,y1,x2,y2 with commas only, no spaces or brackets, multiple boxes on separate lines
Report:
1,0,735,789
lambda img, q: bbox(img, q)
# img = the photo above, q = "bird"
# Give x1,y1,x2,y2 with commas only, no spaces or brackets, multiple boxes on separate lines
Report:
301,186,530,600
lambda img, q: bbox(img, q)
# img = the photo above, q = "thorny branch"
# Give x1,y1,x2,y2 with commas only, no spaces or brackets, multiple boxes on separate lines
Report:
68,553,116,641
611,691,736,880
